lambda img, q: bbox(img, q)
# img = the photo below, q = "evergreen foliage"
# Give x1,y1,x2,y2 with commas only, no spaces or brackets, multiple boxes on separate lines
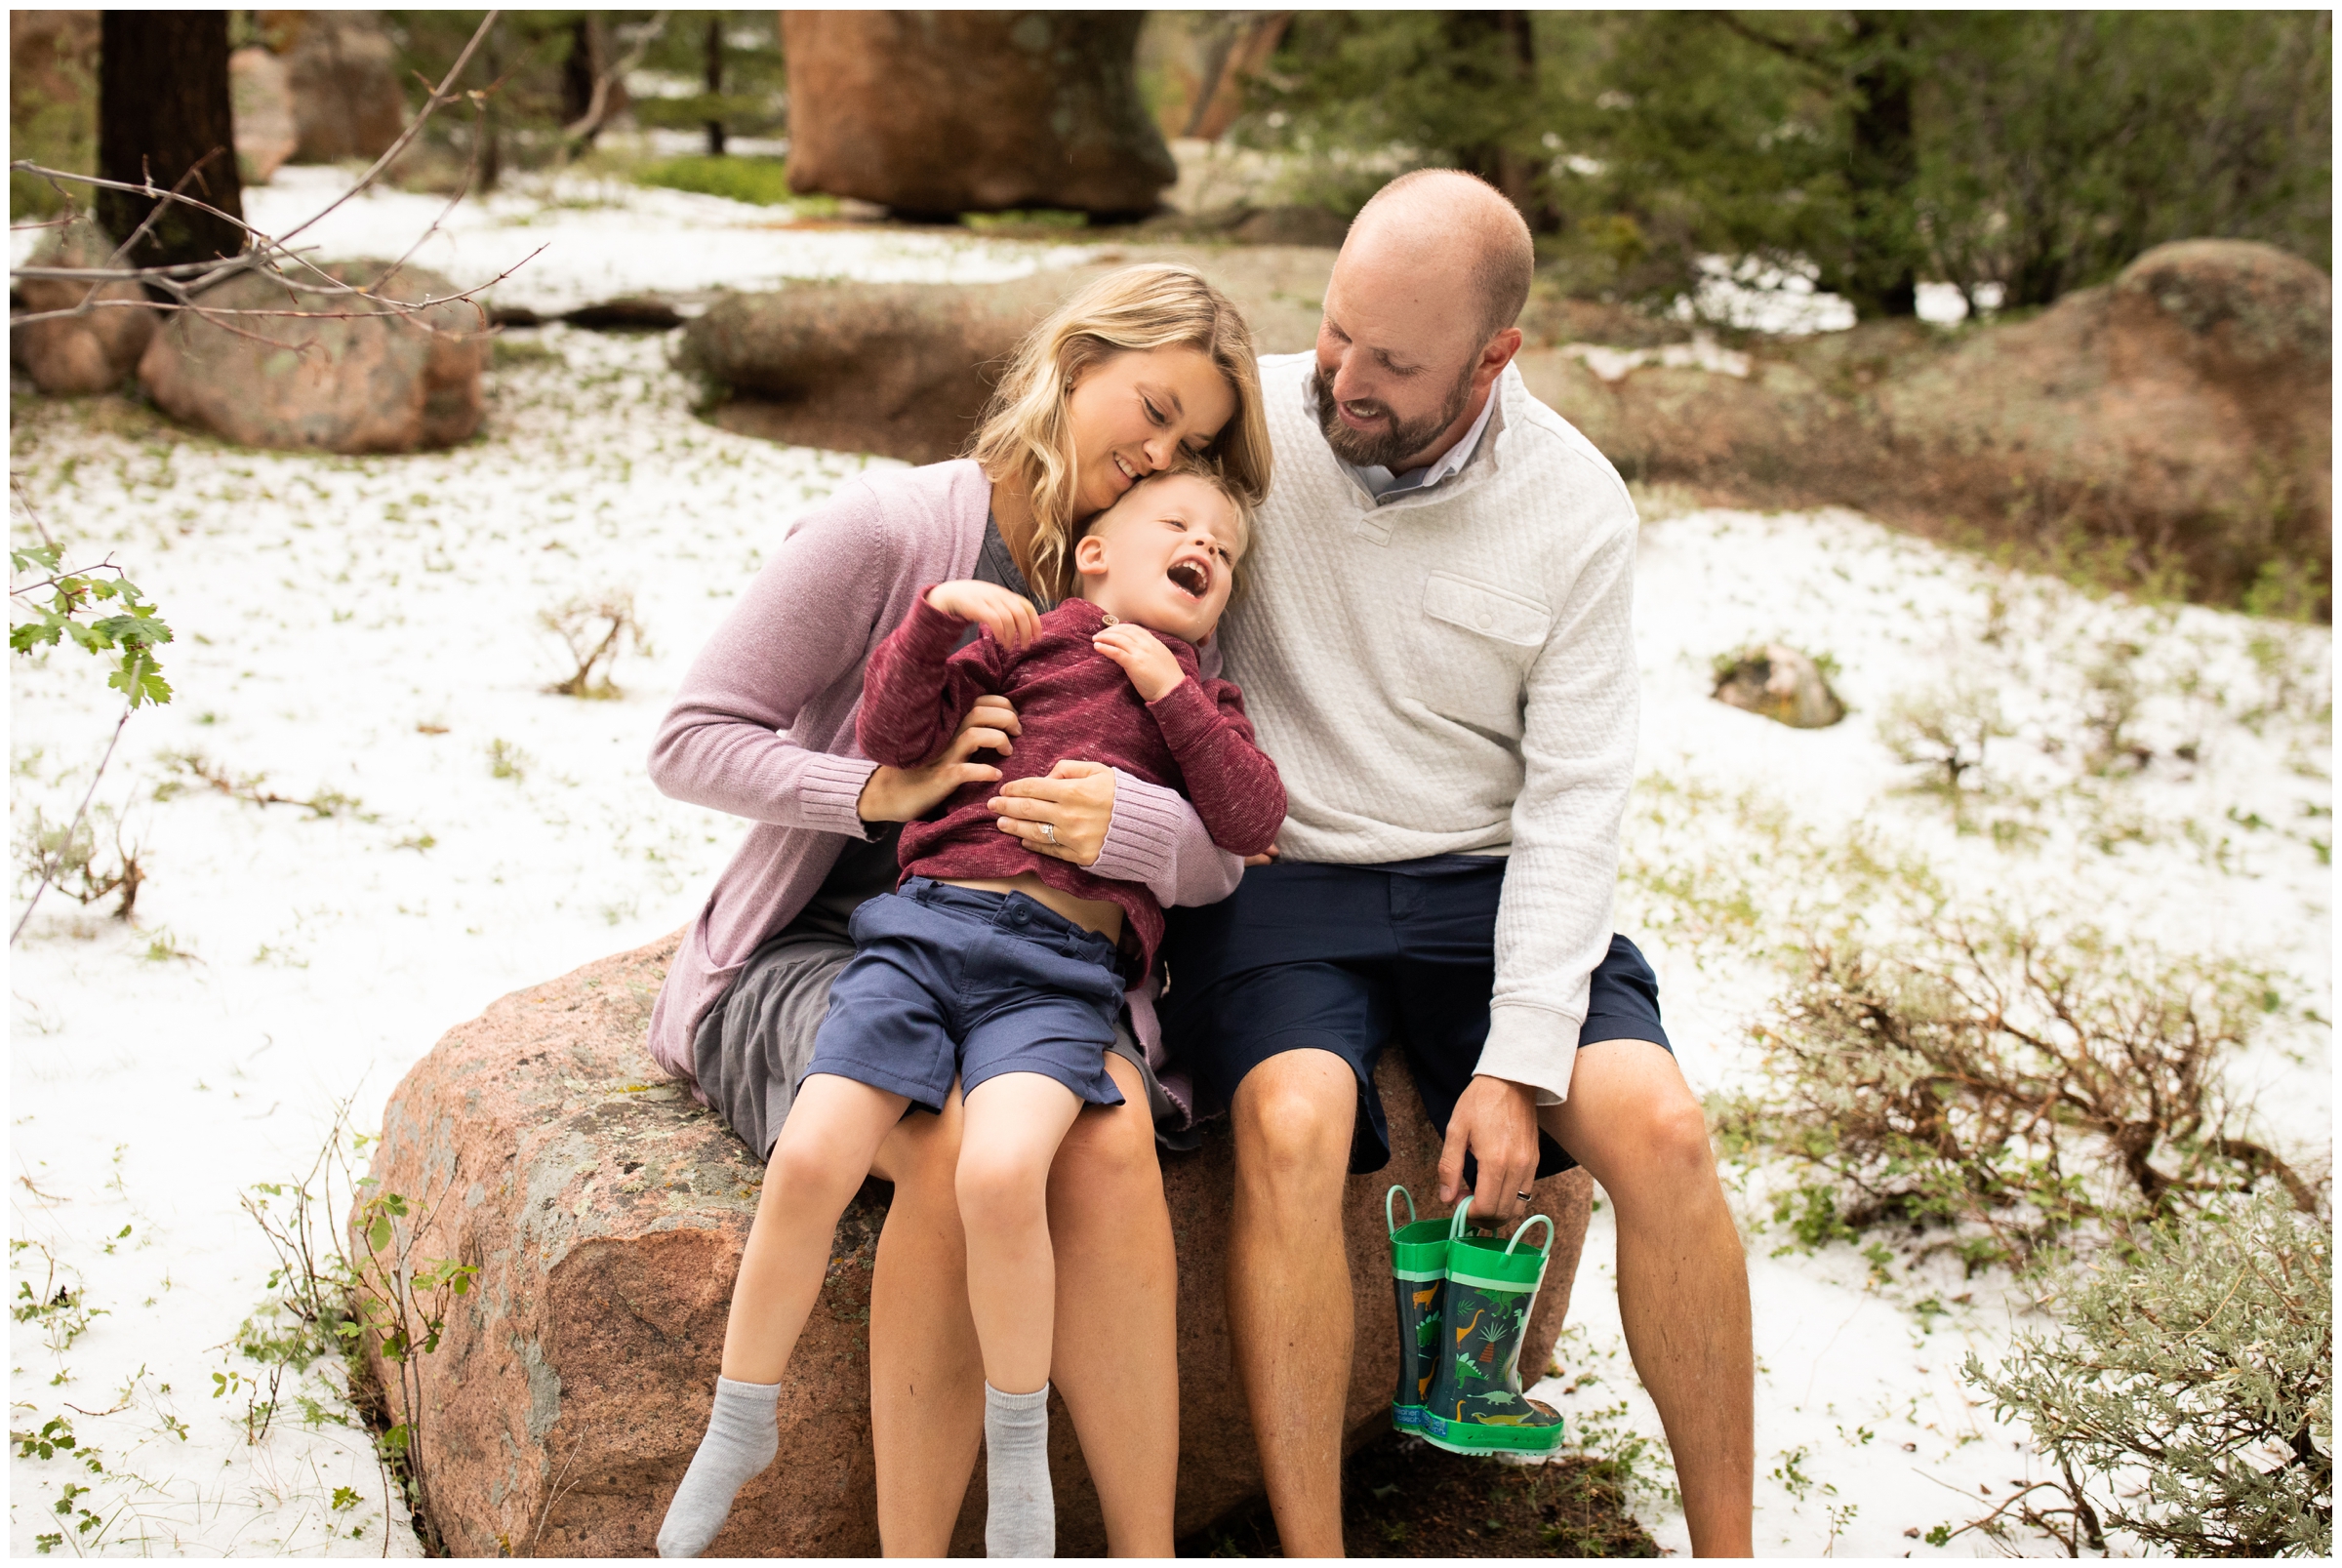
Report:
1231,10,2332,315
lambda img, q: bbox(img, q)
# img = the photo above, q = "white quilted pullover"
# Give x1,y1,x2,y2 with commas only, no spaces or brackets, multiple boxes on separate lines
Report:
1218,352,1640,1105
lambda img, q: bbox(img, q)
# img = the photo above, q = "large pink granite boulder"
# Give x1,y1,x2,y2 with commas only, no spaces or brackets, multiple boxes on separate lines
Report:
361,935,1592,1555
138,259,487,453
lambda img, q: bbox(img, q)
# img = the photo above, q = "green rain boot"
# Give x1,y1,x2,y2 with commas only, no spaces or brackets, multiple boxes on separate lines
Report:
1386,1186,1450,1432
1420,1197,1567,1457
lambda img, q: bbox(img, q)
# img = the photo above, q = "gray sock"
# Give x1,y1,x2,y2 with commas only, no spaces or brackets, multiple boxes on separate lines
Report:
657,1375,780,1558
984,1382,1055,1558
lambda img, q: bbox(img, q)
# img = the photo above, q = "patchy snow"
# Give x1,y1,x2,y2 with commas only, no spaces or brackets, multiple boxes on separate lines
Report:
9,213,2328,1554
11,163,1092,321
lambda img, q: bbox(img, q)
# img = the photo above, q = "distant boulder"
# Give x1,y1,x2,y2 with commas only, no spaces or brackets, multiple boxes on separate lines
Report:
1519,239,2331,610
1712,645,1846,729
229,45,297,182
256,10,406,163
782,13,1177,218
10,218,155,396
138,260,486,453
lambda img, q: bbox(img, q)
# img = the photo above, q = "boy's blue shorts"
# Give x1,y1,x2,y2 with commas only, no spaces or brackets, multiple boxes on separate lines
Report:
1160,855,1671,1179
805,878,1127,1113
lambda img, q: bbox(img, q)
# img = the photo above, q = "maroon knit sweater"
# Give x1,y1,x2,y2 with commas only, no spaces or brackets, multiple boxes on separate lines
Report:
857,593,1286,973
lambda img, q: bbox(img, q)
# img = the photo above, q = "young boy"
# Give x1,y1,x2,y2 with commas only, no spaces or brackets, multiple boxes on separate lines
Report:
658,467,1283,1558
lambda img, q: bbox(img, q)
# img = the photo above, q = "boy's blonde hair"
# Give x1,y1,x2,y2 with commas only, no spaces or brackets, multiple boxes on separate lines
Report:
967,264,1271,604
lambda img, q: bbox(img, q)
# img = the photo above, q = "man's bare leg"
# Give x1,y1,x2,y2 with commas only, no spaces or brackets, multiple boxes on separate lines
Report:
1544,1039,1754,1557
1047,1051,1179,1556
1227,1048,1357,1557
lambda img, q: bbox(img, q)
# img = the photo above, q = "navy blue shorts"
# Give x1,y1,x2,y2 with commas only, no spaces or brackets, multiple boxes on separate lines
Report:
805,878,1127,1113
1159,855,1670,1178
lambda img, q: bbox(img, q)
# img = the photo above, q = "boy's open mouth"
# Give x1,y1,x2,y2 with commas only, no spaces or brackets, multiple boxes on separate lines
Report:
1166,562,1209,598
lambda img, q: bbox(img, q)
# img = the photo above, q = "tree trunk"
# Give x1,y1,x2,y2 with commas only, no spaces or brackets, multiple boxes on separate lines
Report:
1843,12,1918,317
562,15,606,143
704,14,725,156
1443,11,1554,230
96,10,245,269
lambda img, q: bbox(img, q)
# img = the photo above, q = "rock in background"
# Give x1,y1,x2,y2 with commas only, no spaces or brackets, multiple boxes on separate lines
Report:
1522,239,2331,608
359,935,1593,1556
255,10,407,164
782,12,1177,218
10,217,155,396
229,44,297,183
1712,645,1846,729
138,260,486,454
680,247,1334,464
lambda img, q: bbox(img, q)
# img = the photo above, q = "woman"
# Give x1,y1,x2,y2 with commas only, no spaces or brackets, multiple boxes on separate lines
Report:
645,264,1268,1554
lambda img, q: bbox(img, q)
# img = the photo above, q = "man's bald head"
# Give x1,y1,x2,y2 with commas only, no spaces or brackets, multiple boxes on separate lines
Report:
1345,169,1535,345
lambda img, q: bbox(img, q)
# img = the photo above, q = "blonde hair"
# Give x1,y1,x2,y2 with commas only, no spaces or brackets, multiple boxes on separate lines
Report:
968,264,1271,603
1079,457,1258,602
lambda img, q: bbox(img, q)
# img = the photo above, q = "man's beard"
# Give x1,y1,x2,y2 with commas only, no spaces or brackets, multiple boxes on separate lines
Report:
1312,357,1475,470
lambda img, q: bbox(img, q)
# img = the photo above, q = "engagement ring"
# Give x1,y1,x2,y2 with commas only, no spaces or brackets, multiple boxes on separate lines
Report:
1039,822,1058,845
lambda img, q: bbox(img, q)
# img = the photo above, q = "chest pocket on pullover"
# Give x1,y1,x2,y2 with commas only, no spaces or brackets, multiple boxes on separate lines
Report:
1409,571,1552,736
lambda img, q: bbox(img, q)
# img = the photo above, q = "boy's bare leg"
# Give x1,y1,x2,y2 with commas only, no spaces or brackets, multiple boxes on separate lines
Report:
1225,1048,1357,1557
663,1074,909,1556
1542,1039,1754,1557
868,1084,986,1556
1045,1051,1178,1556
958,1072,1088,1389
959,1071,1087,1557
722,1073,911,1382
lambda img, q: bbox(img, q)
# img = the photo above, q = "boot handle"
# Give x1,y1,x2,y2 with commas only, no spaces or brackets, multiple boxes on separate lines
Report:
1505,1214,1555,1259
1447,1194,1474,1240
1386,1185,1417,1237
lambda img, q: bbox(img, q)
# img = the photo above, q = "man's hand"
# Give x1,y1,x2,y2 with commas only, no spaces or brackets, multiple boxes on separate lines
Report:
1091,622,1185,702
1436,1074,1542,1223
927,580,1041,651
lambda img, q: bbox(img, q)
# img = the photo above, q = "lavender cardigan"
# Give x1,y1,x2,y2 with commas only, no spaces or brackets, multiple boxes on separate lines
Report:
645,460,1244,1114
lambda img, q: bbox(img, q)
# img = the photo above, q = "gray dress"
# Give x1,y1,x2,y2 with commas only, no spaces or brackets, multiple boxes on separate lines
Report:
691,518,1166,1159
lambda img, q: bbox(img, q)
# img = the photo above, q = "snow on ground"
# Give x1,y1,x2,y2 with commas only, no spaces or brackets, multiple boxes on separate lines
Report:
12,163,1091,321
10,183,2330,1557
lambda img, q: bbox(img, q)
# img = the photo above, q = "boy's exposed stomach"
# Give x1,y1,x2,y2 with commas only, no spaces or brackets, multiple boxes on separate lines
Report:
940,873,1124,945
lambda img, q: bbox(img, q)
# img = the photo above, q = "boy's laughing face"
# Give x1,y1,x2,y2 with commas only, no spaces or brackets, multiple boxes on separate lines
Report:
1074,472,1245,644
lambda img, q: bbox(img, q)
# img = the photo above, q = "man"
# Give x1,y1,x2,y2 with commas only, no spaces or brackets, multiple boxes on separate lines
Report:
1161,169,1755,1555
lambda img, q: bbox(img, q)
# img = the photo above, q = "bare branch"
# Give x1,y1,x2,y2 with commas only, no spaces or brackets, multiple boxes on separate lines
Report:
276,11,502,248
561,13,668,146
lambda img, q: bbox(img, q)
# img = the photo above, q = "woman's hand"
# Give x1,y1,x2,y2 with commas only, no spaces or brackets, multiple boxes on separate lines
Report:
927,581,1041,652
1092,623,1186,702
989,758,1115,866
858,695,1021,824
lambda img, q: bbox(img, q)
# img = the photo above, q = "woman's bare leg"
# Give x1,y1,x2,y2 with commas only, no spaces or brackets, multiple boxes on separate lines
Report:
1045,1052,1179,1556
868,1084,986,1556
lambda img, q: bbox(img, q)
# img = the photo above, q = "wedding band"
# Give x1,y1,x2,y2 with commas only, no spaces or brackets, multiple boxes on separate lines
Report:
1038,822,1058,845
1515,1190,1533,1201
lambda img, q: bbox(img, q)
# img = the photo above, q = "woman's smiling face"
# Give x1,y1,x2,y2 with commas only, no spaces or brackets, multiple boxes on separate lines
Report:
1063,345,1238,520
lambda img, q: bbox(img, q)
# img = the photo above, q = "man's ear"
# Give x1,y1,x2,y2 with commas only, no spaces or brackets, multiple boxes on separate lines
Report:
1474,325,1524,391
1073,533,1109,578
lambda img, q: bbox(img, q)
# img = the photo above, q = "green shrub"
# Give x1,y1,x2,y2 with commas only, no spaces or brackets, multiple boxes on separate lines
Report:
1960,1191,2331,1556
636,154,798,207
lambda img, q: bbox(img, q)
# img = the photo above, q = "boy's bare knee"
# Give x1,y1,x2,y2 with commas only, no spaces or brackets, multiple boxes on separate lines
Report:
768,1128,864,1206
955,1145,1049,1227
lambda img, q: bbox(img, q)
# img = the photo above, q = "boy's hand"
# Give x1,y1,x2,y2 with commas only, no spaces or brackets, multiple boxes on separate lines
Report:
1092,623,1185,702
927,581,1040,652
